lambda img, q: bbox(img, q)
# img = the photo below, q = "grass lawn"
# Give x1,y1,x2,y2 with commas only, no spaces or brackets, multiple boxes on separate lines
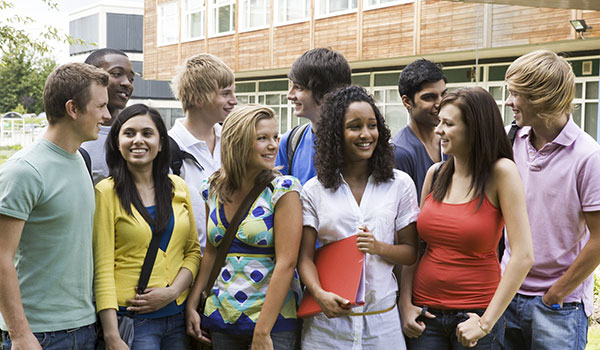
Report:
588,325,600,350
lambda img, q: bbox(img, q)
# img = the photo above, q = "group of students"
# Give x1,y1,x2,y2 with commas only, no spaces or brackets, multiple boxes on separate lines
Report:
0,45,598,350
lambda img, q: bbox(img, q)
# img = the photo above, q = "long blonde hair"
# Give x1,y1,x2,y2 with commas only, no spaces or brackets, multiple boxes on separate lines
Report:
505,50,575,124
209,104,277,202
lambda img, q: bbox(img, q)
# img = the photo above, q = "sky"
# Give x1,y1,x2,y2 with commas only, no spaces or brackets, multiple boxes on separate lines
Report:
5,0,143,63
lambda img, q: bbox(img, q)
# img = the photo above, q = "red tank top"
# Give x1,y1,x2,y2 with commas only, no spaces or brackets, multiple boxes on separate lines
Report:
413,193,504,309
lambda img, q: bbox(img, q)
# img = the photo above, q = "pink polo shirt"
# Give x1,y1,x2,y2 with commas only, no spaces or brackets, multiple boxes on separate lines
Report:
501,117,600,316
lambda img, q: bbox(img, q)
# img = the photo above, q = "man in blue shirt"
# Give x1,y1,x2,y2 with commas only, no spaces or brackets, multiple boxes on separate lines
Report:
392,59,447,201
275,48,351,184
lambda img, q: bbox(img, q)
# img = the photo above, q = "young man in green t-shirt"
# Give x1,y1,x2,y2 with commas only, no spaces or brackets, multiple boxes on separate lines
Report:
0,62,110,350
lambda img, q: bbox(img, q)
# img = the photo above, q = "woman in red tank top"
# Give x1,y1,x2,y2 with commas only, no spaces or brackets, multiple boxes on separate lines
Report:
399,87,534,349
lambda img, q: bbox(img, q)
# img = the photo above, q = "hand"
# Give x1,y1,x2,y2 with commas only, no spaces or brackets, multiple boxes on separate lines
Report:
10,332,42,350
251,332,273,350
456,313,488,347
126,287,176,313
104,333,130,350
400,303,435,338
356,225,379,255
314,289,352,318
185,307,211,344
542,288,564,308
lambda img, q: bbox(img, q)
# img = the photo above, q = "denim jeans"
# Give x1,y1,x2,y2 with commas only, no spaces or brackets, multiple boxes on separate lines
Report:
127,311,189,350
406,307,503,350
504,294,588,350
210,330,297,350
1,323,96,350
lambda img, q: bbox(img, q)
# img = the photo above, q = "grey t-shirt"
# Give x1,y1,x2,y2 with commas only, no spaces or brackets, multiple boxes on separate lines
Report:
0,139,96,332
81,125,110,185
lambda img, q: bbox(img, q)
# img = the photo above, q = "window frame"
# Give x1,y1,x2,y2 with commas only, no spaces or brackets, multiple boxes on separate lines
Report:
315,0,358,19
182,0,206,41
209,0,236,37
157,1,179,46
239,0,270,32
274,0,310,26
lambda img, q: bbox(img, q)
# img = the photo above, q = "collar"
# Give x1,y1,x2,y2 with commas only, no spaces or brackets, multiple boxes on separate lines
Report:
170,118,222,149
520,115,579,148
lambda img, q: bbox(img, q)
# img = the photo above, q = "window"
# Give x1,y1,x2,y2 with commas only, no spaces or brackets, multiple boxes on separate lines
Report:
573,79,599,140
183,0,205,40
317,0,357,16
240,0,269,31
275,0,309,25
157,2,178,45
365,0,412,9
210,0,235,35
373,87,407,136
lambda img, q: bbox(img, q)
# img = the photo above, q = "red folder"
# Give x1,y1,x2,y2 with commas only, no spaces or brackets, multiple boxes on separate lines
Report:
297,235,366,318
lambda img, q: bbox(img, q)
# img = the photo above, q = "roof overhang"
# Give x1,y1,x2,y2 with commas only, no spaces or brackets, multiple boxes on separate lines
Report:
446,0,600,11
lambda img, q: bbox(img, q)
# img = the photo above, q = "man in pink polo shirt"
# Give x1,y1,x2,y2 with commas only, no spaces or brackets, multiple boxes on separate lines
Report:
501,50,600,350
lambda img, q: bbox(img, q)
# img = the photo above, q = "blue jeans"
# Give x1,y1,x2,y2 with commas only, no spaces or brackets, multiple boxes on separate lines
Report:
128,312,189,350
406,307,503,350
2,323,96,350
504,294,588,350
210,330,296,350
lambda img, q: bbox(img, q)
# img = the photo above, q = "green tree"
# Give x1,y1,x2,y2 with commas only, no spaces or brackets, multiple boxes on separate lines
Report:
0,0,86,55
0,48,56,114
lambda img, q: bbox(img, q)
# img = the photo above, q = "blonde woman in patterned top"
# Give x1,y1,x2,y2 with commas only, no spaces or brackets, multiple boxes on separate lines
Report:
185,105,303,350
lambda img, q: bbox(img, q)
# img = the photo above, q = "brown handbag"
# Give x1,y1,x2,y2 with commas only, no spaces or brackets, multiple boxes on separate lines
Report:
191,173,274,349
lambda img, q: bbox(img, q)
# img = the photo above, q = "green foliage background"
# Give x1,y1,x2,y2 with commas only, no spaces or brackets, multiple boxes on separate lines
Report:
0,50,56,114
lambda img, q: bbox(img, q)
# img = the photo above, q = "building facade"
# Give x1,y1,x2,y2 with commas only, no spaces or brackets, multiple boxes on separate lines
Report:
70,1,183,127
143,0,600,138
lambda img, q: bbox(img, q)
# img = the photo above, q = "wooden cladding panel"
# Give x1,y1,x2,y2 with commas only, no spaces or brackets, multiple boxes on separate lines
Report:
180,40,207,63
582,10,600,38
420,0,483,55
156,45,179,80
206,37,236,70
273,23,311,69
144,0,157,78
144,0,600,78
238,30,270,71
314,14,358,62
492,5,572,46
362,4,414,60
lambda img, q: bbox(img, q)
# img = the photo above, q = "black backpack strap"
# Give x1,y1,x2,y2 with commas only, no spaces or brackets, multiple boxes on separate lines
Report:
508,120,520,146
169,136,204,176
78,147,93,182
286,123,310,172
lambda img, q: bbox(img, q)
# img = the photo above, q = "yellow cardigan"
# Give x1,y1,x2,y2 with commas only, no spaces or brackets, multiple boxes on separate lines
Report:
93,175,202,312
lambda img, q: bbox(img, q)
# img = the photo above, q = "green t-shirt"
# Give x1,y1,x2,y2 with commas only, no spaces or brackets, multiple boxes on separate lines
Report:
0,138,96,332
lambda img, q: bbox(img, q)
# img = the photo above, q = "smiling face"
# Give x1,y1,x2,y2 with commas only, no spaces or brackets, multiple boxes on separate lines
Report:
101,54,134,116
247,117,279,173
203,84,238,123
75,82,111,142
342,102,379,163
287,81,321,122
403,79,447,128
118,114,162,171
506,85,538,128
436,103,468,158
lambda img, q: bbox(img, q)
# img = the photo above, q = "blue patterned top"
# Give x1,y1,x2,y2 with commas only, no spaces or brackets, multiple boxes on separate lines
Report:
200,175,302,335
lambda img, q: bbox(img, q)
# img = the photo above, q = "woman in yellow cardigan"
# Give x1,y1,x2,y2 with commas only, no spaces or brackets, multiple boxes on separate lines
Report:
94,104,201,350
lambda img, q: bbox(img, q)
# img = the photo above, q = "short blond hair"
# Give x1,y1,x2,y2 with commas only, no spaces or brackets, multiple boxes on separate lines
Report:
209,104,277,202
506,50,575,122
170,54,235,112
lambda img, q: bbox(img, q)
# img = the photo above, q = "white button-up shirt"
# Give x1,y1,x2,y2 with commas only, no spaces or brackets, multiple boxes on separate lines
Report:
168,119,222,251
300,169,419,349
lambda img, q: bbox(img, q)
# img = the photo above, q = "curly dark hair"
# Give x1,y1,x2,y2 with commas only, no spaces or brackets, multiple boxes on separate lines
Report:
314,86,394,190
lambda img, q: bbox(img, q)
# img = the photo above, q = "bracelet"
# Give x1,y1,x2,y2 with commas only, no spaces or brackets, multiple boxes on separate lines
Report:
478,320,490,335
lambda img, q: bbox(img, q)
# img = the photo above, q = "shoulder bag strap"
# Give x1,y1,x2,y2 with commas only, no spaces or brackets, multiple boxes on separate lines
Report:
202,173,275,300
137,213,166,294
